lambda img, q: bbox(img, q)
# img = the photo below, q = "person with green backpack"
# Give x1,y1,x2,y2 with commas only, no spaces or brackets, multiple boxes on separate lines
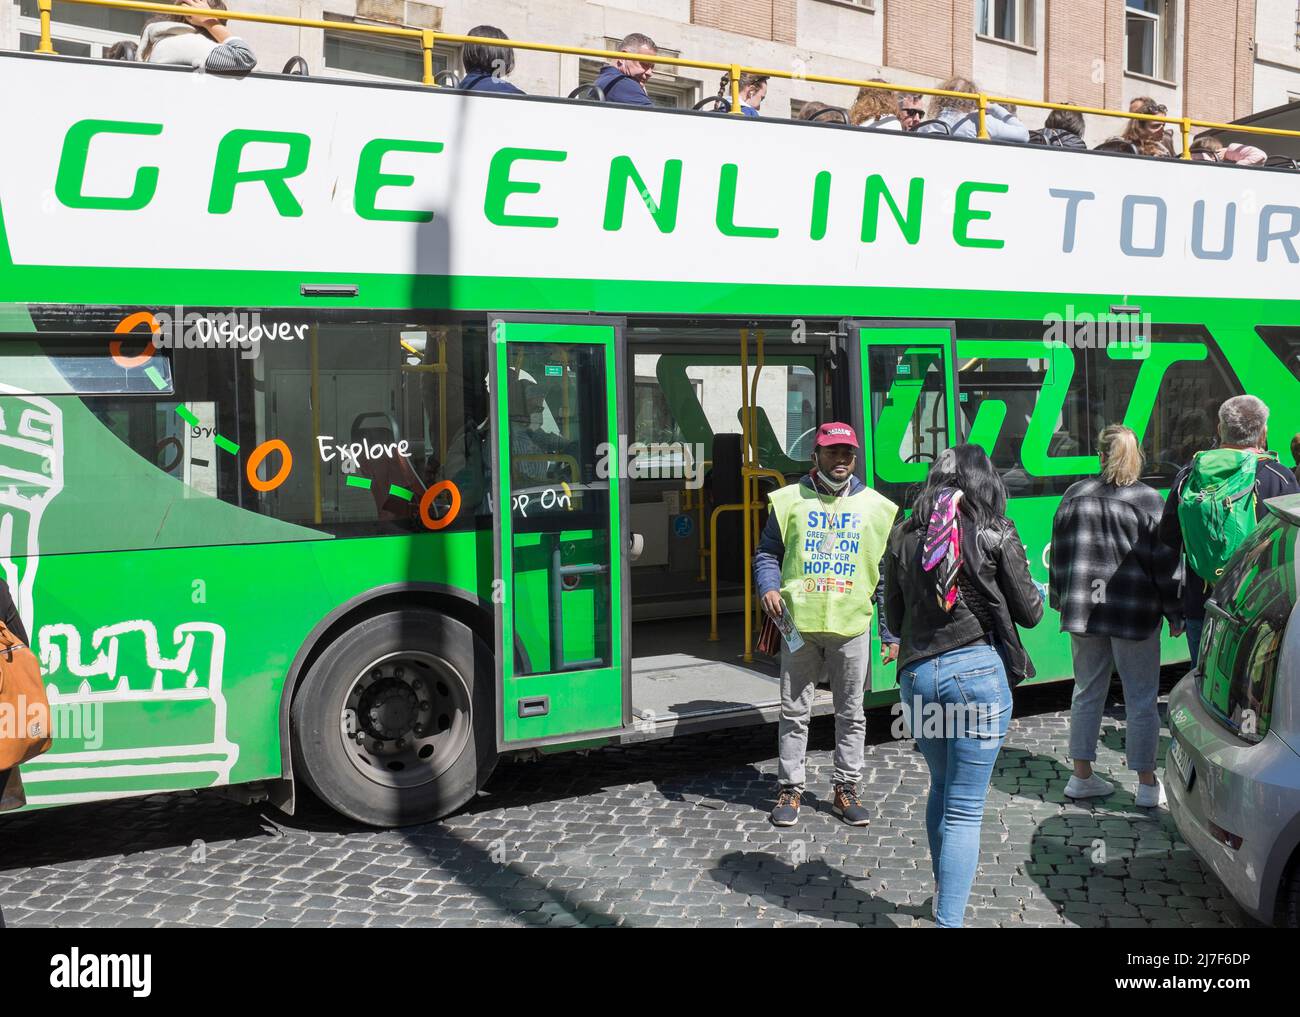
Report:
1159,395,1300,667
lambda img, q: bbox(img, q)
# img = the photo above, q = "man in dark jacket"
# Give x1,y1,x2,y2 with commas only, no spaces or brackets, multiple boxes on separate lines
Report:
592,32,657,107
1159,395,1300,665
1029,107,1087,149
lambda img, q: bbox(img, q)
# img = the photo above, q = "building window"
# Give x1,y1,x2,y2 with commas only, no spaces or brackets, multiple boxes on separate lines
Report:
322,29,451,83
15,0,148,57
976,0,1034,47
1126,0,1176,80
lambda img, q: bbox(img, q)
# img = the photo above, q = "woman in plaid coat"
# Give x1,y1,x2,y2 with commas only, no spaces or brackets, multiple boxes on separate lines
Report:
1049,425,1182,809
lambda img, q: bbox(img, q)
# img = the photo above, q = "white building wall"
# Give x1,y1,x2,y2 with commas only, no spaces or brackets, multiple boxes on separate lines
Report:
972,35,1047,130
1255,0,1300,110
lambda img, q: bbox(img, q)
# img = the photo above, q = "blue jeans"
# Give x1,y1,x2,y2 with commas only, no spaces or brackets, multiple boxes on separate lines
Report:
1186,616,1204,668
898,642,1013,928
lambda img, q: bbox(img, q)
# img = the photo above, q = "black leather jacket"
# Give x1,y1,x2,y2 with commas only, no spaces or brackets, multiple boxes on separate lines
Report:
883,517,1044,683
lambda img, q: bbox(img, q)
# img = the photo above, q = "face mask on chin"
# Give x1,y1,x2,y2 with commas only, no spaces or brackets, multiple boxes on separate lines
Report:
816,467,851,494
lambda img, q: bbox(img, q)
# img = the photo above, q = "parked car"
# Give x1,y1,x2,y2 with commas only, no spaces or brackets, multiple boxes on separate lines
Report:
1166,493,1300,927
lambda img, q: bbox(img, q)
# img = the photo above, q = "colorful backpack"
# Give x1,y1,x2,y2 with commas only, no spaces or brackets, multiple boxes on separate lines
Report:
1176,449,1272,582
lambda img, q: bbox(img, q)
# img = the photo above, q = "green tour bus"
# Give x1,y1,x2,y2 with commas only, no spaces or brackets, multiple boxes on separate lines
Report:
3,44,1300,826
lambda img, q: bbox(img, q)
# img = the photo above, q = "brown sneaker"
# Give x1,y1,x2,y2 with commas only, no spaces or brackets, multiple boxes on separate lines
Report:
832,783,871,826
771,787,801,827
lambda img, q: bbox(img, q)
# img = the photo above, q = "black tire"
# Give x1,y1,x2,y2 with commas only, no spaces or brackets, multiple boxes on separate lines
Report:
291,609,496,826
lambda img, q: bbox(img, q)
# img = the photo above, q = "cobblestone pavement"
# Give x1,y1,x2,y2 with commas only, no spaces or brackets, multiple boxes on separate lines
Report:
0,679,1253,928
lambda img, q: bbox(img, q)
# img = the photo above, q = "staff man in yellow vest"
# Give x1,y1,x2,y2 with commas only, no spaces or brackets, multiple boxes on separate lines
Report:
755,422,898,827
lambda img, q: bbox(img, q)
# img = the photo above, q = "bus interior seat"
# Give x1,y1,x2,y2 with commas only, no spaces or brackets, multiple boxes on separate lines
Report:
349,411,427,521
746,406,806,479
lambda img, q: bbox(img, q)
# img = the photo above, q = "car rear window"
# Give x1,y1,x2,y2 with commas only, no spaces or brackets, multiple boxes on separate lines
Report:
1200,513,1297,742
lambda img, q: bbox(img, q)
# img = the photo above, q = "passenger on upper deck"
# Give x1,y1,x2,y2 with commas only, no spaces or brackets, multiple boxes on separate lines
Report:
716,71,768,116
915,76,1029,142
105,40,137,61
593,32,657,107
1029,106,1087,149
1190,134,1267,165
896,92,926,132
458,25,525,95
1123,98,1176,157
139,0,256,75
849,79,903,131
1094,137,1139,154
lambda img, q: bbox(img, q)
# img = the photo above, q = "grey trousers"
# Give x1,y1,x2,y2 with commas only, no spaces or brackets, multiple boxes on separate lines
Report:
778,629,869,791
1068,631,1162,773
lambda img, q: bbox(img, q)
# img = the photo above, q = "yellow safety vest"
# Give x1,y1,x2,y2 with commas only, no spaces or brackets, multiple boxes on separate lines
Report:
767,481,898,638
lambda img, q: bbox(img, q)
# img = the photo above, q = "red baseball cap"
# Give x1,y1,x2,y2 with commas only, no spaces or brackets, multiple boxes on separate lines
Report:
814,422,859,448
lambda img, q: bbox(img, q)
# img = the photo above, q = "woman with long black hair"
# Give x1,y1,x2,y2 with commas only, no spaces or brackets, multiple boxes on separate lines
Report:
883,444,1043,927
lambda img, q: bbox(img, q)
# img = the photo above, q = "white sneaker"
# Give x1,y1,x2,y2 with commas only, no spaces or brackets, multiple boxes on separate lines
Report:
1135,780,1165,808
1064,773,1115,799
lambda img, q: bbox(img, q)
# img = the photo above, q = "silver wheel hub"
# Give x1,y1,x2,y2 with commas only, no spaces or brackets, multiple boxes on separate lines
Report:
339,650,471,790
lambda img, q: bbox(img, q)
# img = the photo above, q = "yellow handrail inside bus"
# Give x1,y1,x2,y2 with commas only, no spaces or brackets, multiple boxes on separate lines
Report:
738,328,755,662
31,0,1300,159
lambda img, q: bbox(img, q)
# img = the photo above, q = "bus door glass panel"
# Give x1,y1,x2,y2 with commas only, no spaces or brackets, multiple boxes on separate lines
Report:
492,321,626,746
859,328,958,508
851,323,959,693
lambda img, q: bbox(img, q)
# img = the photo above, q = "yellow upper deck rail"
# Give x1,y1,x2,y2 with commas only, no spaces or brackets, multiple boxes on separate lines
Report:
29,0,1300,161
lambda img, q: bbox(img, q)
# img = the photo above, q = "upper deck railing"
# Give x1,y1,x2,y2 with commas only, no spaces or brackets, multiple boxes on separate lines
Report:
28,0,1300,161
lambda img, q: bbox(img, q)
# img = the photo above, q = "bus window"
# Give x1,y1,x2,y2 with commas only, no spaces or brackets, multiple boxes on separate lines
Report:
955,321,1091,497
1083,326,1238,484
863,341,952,506
0,335,174,396
1256,326,1300,381
629,348,819,476
956,320,1241,496
244,316,490,535
5,308,491,556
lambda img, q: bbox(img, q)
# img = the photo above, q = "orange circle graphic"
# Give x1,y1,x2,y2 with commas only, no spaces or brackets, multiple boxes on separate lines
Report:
246,439,293,492
110,311,160,368
418,480,462,531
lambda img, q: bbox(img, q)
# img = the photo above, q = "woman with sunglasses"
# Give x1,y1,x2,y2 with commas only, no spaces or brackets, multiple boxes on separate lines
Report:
1122,98,1176,156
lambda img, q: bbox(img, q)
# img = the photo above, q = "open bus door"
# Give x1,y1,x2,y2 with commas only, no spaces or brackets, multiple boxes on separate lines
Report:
488,315,631,749
844,320,962,694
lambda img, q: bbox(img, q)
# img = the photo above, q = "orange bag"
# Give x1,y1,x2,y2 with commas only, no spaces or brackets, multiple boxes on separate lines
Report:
0,619,52,790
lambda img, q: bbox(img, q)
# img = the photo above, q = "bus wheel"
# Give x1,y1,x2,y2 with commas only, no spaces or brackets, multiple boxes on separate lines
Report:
291,609,496,826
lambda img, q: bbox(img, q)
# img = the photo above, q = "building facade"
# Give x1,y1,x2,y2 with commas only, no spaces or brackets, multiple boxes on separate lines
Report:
5,0,1300,143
